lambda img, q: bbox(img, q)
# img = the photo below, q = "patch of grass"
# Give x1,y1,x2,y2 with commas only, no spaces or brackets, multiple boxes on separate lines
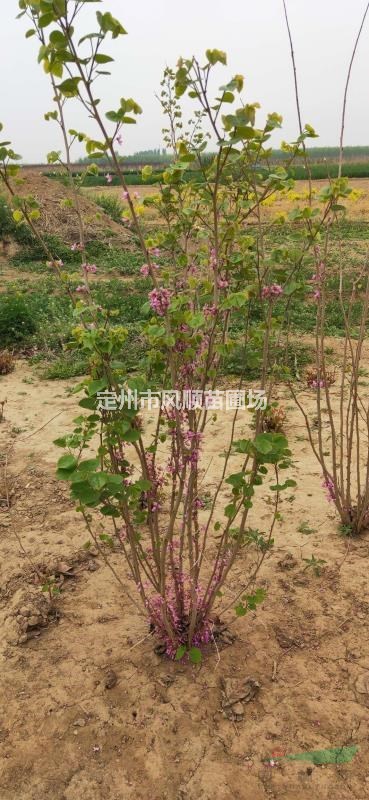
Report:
11,233,79,266
41,352,89,379
91,193,125,224
92,277,150,321
0,293,37,346
223,338,313,379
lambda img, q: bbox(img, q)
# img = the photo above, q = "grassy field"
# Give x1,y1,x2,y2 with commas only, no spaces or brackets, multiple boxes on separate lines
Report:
1,179,368,383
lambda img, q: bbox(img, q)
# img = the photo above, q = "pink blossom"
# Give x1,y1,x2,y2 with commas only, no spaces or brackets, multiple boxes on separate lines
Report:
261,284,283,300
133,191,140,200
217,278,229,289
322,476,336,502
106,173,113,184
210,248,217,270
203,304,218,318
194,497,205,510
71,242,84,252
141,262,159,277
82,263,97,274
312,289,321,301
122,190,130,200
75,284,87,293
149,287,172,316
116,133,123,146
149,247,161,257
46,259,64,269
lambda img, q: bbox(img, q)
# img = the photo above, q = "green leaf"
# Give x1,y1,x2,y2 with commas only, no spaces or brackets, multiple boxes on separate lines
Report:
175,645,187,661
206,48,227,66
25,28,36,38
188,647,202,664
57,454,77,471
244,588,266,610
77,458,100,472
226,472,245,489
254,434,273,454
88,472,108,490
122,428,141,443
53,436,67,447
79,397,97,410
70,481,100,506
39,12,55,28
142,165,153,180
134,478,152,491
87,378,108,397
224,503,236,519
49,29,67,48
95,53,114,64
96,10,127,38
57,77,81,97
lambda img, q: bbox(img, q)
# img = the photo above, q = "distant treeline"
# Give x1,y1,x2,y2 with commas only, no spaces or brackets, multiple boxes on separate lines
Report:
45,159,369,187
77,145,369,168
78,148,172,166
271,146,369,163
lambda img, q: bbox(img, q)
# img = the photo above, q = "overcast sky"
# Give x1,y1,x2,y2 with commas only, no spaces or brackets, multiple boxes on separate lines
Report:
1,0,369,161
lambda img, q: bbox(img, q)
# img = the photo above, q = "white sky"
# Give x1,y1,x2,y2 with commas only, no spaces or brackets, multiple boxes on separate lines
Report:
1,0,369,161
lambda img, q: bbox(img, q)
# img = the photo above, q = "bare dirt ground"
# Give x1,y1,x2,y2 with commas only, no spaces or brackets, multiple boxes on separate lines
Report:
1,361,369,800
1,173,131,246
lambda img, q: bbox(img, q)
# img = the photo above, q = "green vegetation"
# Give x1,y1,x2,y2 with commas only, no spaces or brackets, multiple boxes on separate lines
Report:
1,213,368,379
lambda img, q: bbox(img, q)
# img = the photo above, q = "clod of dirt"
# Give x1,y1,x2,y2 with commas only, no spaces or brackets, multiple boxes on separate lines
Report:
355,674,369,697
277,553,298,571
3,587,55,646
55,562,76,578
220,676,260,721
212,621,237,647
274,626,299,649
104,669,118,689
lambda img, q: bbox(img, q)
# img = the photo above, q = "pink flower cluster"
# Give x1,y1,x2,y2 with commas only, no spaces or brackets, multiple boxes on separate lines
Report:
145,453,165,513
184,429,203,467
145,571,212,659
203,304,218,318
261,284,283,300
82,263,97,274
149,287,172,316
46,259,64,268
71,242,84,252
310,259,325,303
209,248,217,270
217,277,229,289
140,262,159,277
322,476,336,502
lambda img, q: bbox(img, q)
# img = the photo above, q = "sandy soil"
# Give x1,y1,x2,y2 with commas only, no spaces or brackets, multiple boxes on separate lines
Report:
1,361,369,800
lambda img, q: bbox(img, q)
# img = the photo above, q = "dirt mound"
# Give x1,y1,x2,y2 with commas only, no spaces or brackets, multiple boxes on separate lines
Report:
5,171,131,247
